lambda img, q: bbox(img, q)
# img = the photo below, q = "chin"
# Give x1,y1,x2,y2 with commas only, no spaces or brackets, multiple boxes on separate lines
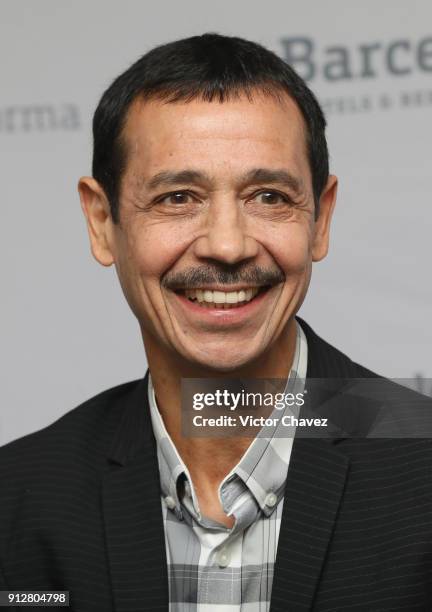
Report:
186,346,262,373
199,360,246,373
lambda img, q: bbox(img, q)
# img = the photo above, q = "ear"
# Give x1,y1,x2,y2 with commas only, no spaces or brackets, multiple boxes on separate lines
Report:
312,174,338,262
78,177,116,266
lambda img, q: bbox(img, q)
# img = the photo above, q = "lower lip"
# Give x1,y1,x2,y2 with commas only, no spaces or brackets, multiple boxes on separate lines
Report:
172,288,272,326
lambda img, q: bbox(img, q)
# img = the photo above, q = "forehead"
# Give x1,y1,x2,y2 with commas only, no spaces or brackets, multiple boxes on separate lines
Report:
120,91,310,182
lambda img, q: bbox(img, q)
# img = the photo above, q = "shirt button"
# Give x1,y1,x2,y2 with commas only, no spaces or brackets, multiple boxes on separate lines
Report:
216,548,231,568
265,492,277,508
164,496,176,510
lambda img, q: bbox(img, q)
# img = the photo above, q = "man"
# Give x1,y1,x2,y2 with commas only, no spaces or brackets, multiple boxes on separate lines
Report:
1,33,431,612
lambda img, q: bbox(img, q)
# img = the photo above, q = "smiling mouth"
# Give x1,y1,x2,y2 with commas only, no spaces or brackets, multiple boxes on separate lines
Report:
175,286,270,309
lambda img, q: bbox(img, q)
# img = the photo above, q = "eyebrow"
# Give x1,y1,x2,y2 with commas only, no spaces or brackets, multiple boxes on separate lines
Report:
145,168,304,194
147,170,208,190
243,168,303,194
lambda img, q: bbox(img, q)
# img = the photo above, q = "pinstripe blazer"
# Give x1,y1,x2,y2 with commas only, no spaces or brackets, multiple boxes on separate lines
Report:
1,317,432,611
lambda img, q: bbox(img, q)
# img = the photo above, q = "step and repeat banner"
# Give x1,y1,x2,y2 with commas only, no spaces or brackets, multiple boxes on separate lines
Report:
1,0,431,444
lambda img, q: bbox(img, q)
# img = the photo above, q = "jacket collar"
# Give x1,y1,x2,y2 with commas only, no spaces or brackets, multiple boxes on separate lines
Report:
107,371,153,467
270,316,376,610
103,370,169,612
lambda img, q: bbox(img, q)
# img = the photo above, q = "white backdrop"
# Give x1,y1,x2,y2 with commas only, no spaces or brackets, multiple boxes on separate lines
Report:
1,0,431,444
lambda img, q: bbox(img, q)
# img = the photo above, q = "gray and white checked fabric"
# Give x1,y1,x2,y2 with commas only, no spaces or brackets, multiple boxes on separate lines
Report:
148,321,308,611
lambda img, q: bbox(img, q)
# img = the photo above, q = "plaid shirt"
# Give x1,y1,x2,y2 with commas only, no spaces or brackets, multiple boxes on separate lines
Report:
148,321,308,611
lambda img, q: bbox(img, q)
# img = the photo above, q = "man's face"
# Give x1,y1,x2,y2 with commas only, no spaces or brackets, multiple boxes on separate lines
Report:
81,92,336,371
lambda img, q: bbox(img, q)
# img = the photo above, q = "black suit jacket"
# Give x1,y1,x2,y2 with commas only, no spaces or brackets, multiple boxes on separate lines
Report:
1,317,432,611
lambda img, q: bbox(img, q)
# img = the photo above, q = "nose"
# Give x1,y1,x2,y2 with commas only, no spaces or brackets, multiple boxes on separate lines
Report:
193,196,259,265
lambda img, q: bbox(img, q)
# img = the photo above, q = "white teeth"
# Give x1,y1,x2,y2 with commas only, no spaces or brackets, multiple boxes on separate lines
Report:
226,292,238,304
184,287,260,305
213,291,226,304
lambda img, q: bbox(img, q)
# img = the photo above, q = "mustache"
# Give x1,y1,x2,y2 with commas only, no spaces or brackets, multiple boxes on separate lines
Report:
161,264,285,290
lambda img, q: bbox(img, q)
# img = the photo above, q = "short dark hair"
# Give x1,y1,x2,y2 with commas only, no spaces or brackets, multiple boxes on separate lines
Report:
92,33,329,223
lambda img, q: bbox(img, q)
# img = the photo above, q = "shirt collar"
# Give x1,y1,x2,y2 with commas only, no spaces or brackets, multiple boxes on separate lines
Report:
220,322,308,516
148,378,189,516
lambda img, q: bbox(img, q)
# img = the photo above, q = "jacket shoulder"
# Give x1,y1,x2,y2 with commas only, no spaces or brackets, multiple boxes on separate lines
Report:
0,379,144,580
0,379,142,480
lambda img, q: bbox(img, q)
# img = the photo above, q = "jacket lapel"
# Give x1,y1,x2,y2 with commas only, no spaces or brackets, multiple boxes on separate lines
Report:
102,374,168,612
270,437,349,611
270,318,360,611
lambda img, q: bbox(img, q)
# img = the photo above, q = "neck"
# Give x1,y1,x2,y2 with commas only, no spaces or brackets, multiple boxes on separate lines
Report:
142,318,297,486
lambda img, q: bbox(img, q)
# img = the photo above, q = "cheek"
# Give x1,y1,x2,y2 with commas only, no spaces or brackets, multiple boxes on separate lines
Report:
119,223,192,294
122,226,171,280
264,226,313,274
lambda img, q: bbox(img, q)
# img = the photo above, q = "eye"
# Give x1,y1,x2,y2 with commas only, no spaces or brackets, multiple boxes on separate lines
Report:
250,190,290,205
156,191,196,205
